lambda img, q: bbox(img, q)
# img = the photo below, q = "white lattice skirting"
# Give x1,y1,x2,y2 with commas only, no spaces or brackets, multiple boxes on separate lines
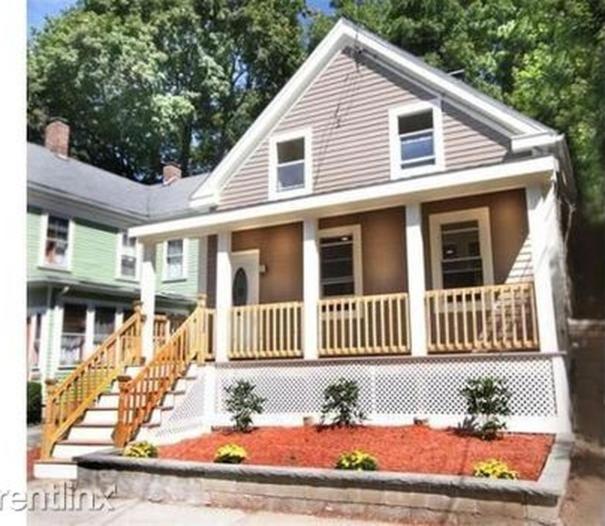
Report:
153,352,571,444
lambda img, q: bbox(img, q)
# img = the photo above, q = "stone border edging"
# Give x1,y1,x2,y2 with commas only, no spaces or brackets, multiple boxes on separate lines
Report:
75,433,573,507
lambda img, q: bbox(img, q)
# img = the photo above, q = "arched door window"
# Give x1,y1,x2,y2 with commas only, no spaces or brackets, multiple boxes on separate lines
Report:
232,267,248,306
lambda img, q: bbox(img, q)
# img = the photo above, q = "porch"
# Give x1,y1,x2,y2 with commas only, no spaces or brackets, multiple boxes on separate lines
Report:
167,187,549,362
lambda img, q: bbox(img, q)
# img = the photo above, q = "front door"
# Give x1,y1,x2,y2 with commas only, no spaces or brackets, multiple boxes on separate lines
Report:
231,251,260,306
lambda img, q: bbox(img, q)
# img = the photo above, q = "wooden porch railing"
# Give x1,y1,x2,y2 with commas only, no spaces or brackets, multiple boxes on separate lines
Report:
425,282,539,353
229,302,303,359
41,305,143,459
114,297,214,447
319,293,410,356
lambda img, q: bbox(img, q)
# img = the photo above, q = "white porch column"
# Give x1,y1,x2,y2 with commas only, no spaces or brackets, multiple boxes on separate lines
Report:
405,203,428,356
84,305,95,357
303,218,320,360
214,231,232,362
140,242,157,362
526,183,561,352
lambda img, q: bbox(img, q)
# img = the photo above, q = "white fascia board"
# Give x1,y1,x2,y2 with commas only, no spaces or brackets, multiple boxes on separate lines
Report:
511,132,563,153
342,22,545,136
131,156,557,241
189,19,350,205
190,18,553,208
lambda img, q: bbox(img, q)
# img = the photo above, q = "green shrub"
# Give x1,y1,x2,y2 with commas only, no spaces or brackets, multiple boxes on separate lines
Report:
335,450,378,471
473,459,518,480
27,382,42,425
224,380,266,432
214,443,247,464
320,378,366,427
460,376,512,440
123,441,158,458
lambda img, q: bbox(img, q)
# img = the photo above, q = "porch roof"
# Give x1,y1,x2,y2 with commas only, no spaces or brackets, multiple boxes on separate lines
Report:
129,155,557,243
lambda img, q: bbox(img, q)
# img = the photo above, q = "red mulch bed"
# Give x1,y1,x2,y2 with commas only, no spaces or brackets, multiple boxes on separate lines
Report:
27,447,40,481
160,426,553,481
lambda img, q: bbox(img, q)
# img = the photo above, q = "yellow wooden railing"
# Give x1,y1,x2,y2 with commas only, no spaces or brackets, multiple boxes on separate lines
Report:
229,301,303,359
114,297,214,447
425,282,539,353
319,293,410,356
41,305,143,459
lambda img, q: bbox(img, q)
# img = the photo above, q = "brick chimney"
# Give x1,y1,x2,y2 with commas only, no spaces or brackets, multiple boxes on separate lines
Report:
162,162,182,185
44,119,70,157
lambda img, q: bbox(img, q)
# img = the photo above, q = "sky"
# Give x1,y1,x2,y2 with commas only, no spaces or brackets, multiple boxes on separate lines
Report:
27,0,333,31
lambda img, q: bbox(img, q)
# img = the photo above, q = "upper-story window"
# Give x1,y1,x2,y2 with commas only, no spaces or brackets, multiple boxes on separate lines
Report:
163,239,187,281
117,231,139,280
389,99,444,179
41,214,72,269
429,208,494,290
268,128,312,199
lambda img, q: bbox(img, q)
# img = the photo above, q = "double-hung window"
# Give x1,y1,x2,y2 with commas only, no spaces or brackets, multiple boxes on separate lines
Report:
42,215,71,268
429,208,494,290
117,231,139,279
269,128,312,199
389,100,444,178
93,306,115,346
319,226,362,298
60,303,86,366
164,239,187,281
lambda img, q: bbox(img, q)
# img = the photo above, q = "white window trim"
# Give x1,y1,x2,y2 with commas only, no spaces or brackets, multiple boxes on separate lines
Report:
38,212,74,272
115,231,143,281
389,99,445,180
162,238,189,282
429,207,494,290
318,224,363,298
268,127,313,200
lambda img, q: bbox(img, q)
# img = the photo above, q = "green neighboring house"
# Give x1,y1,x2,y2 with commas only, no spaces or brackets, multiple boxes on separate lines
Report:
27,122,208,382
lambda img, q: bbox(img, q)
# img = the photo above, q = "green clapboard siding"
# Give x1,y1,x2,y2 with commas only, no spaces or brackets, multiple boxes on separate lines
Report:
156,238,199,297
28,208,199,300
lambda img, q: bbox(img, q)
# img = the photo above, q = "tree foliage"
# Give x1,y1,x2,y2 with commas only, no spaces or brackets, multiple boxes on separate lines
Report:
28,0,307,180
309,0,605,224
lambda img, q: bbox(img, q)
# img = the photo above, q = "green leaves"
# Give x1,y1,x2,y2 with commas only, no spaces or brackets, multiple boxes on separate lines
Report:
224,380,266,433
320,378,366,428
28,0,307,180
460,376,512,440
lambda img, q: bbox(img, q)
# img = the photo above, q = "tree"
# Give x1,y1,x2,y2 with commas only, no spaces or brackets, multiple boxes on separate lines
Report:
28,0,308,180
309,0,605,224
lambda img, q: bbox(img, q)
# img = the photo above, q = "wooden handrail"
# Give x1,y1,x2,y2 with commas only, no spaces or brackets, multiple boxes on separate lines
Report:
319,292,410,356
425,282,539,353
230,301,303,359
114,297,214,447
40,306,144,459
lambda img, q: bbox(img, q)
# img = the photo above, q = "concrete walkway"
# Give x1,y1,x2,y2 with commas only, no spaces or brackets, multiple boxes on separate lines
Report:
28,499,394,525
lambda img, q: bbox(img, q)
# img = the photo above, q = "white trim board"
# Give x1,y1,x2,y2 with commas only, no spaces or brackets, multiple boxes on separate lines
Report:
131,156,557,242
189,19,557,208
428,207,494,289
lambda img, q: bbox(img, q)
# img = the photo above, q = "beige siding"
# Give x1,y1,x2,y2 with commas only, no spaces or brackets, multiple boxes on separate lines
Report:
422,189,529,288
219,48,512,210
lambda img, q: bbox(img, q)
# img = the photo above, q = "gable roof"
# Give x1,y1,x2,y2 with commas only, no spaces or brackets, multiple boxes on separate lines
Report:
27,143,209,221
190,18,560,207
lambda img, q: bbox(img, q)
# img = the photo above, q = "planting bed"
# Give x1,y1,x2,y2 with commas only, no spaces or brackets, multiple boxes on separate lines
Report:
160,425,553,480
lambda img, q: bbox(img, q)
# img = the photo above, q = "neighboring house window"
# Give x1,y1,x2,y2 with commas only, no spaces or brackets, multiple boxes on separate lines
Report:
429,207,494,290
389,100,444,179
268,128,312,199
164,239,187,280
319,226,363,298
93,306,115,346
117,231,139,279
60,303,86,366
42,215,71,268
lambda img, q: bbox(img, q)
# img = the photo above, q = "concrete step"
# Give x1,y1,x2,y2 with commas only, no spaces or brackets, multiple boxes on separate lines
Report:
82,405,173,426
68,424,114,441
52,440,114,460
34,459,77,480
